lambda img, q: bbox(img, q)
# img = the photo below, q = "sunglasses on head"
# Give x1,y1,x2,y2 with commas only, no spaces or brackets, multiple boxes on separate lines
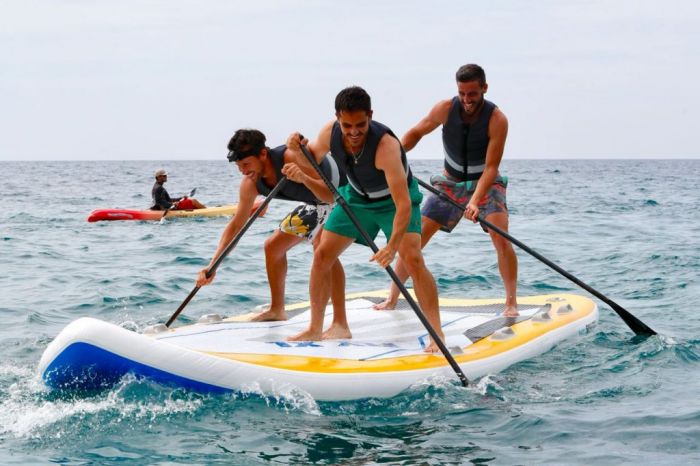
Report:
227,146,263,162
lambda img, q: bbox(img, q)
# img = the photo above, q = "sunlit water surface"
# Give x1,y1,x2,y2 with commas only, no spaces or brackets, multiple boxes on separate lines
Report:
1,159,698,464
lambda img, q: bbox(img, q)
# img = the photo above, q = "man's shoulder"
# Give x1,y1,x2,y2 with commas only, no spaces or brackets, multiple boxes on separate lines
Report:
430,99,454,123
489,105,508,125
376,132,402,165
239,175,258,192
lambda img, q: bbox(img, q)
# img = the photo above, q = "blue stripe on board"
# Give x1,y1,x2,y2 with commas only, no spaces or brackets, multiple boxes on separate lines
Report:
42,342,230,393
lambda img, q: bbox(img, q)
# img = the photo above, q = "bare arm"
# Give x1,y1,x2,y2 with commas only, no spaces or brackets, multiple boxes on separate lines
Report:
401,99,452,152
196,178,258,286
371,135,411,268
464,108,508,222
286,121,333,165
281,148,334,204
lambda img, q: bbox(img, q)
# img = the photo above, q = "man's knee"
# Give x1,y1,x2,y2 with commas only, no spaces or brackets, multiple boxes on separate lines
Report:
312,245,339,270
264,234,290,258
400,249,426,275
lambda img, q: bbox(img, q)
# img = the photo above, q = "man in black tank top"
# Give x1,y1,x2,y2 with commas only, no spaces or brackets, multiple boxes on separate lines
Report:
195,129,346,322
150,169,206,211
374,64,519,317
285,86,444,353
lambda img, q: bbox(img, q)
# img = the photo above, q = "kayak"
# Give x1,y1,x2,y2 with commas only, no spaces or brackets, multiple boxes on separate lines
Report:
87,199,266,222
38,291,598,400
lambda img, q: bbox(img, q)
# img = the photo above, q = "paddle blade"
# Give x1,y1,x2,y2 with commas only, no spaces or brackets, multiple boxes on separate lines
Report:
609,302,657,337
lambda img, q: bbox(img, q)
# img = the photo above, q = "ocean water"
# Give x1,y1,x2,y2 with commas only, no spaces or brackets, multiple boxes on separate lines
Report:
1,159,698,465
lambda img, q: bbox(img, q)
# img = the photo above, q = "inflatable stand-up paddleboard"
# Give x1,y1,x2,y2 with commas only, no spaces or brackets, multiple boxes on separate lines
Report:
87,198,266,222
38,291,597,400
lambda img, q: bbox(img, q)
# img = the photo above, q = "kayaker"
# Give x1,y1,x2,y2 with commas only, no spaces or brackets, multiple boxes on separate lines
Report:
373,64,519,317
150,169,206,211
285,86,443,353
196,129,347,322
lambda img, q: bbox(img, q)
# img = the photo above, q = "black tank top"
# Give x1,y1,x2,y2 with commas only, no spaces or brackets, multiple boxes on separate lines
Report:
329,120,411,201
442,98,496,181
255,145,344,204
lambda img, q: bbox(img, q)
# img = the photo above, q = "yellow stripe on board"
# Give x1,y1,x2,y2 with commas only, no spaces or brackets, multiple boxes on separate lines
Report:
209,293,597,373
165,204,238,218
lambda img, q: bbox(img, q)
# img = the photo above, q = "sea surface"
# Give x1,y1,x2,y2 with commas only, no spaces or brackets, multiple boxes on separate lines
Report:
1,159,698,465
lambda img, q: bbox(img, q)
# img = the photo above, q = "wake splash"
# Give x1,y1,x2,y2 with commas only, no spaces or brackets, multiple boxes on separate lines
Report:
0,365,326,441
0,369,203,439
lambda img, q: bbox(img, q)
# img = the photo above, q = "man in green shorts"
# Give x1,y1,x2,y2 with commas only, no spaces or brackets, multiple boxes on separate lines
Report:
286,86,444,353
374,64,519,316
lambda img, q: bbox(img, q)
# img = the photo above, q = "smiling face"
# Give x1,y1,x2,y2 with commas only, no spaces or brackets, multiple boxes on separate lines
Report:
336,110,372,152
234,149,267,181
457,80,487,117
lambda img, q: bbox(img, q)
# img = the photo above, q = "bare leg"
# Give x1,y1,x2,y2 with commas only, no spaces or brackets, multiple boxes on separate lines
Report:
190,199,206,209
398,232,444,353
310,230,349,339
322,258,348,339
288,230,353,341
485,212,519,316
252,230,304,321
373,217,442,310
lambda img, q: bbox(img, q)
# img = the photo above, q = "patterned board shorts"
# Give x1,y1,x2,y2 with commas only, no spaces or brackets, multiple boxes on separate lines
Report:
279,203,334,242
422,173,509,233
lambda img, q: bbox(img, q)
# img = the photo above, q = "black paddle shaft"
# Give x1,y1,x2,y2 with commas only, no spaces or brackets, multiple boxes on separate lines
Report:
165,178,288,327
415,177,656,337
298,144,469,387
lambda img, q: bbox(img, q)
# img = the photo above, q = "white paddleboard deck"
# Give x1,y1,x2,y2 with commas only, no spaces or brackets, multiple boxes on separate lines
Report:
38,291,597,400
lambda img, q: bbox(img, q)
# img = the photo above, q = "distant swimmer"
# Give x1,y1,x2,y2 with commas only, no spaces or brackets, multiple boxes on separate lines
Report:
373,64,519,317
150,169,206,211
195,129,347,322
285,86,443,352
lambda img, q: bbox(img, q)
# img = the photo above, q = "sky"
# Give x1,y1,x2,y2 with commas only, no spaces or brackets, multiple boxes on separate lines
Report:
1,0,699,161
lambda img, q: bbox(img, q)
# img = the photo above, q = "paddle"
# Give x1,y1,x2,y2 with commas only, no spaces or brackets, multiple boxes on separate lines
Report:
415,177,657,337
165,178,288,327
298,143,469,387
161,188,197,220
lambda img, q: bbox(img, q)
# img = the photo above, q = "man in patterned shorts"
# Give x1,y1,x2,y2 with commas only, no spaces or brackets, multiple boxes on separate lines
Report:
374,64,519,316
196,128,346,321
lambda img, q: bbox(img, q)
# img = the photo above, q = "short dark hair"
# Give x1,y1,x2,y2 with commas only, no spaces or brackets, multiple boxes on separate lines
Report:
335,86,372,113
456,64,486,86
227,128,267,162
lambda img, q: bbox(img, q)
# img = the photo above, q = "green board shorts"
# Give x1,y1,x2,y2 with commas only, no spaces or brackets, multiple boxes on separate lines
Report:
323,178,423,246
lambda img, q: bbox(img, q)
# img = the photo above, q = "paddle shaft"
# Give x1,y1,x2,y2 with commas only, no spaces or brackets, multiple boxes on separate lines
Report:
165,178,288,327
299,145,469,387
415,177,656,337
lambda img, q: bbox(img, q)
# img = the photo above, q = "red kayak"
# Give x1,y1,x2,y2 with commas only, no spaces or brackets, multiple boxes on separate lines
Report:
87,199,266,222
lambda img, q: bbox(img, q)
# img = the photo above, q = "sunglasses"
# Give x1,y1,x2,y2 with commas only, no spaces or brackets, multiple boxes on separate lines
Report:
227,146,263,162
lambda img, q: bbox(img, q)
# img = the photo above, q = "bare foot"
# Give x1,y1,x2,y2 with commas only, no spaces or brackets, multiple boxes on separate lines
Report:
321,324,352,340
287,328,323,341
503,304,519,317
372,298,398,311
424,340,442,353
250,308,288,322
424,332,446,353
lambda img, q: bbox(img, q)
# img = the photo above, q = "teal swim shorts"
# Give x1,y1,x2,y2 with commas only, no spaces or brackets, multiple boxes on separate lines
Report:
323,178,423,246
